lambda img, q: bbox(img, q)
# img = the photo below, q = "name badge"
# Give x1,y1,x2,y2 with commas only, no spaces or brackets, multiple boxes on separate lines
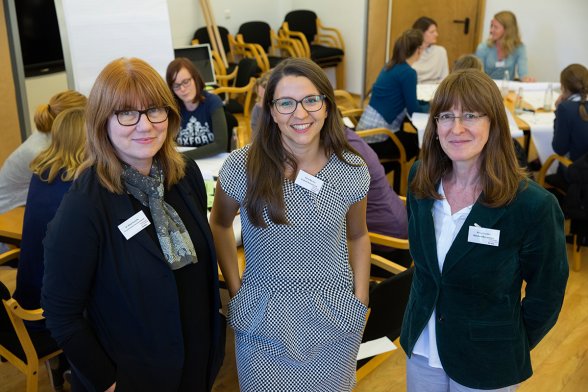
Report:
468,224,500,247
118,210,151,240
295,169,324,194
495,60,506,68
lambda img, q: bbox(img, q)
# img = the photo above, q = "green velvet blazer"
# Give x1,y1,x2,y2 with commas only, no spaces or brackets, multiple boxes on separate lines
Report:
400,164,569,389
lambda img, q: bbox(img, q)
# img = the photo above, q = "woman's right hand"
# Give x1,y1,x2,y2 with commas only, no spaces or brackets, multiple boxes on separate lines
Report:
105,382,116,392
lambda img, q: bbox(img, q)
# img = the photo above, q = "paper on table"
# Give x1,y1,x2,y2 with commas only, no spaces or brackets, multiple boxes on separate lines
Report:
357,336,397,360
417,84,439,102
194,152,230,180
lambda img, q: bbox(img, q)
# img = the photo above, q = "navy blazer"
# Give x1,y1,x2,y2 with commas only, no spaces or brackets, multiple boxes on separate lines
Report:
400,164,568,389
42,160,224,391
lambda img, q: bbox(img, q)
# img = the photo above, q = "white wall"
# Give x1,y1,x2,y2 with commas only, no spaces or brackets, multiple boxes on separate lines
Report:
481,0,588,82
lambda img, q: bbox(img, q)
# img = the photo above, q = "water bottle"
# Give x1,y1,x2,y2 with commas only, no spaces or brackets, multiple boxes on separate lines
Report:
543,83,553,111
501,70,510,98
515,87,524,115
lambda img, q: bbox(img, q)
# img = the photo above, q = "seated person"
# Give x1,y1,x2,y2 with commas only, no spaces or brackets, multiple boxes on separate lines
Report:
166,57,228,158
358,29,429,163
475,10,535,82
345,127,410,268
548,64,588,191
250,71,270,139
0,90,86,213
411,16,449,84
452,54,483,72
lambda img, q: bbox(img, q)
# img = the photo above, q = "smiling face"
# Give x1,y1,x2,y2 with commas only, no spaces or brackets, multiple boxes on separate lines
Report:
437,105,490,167
490,18,505,42
270,75,327,153
107,107,168,174
172,67,197,105
423,24,438,46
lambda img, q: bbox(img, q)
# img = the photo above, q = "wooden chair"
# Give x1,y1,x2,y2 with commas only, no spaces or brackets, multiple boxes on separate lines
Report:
211,77,257,148
235,21,299,73
340,107,364,129
537,154,584,271
281,10,345,88
355,127,413,196
334,89,358,111
0,261,63,392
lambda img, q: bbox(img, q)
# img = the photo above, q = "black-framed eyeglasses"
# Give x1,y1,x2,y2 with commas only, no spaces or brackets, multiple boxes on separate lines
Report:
172,78,193,91
434,112,486,128
272,95,326,115
114,107,169,126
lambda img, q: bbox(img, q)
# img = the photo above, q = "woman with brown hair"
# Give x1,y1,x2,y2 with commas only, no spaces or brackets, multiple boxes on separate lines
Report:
401,69,568,390
476,10,535,81
166,57,228,158
357,29,428,163
210,57,370,391
411,16,449,84
0,90,86,213
42,57,225,391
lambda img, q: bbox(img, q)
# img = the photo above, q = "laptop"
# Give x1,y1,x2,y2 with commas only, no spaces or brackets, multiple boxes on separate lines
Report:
173,44,216,86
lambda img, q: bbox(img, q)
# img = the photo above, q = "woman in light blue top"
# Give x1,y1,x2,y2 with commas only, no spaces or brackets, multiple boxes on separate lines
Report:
475,11,535,82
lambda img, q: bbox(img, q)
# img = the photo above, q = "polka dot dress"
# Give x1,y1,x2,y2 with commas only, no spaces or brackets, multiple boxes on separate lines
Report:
218,145,370,391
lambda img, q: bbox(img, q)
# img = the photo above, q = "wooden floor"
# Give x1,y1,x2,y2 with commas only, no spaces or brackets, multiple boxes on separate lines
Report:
1,243,587,391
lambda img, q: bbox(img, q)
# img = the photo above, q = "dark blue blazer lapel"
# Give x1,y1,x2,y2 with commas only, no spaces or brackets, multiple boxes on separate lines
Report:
441,199,509,276
414,196,442,279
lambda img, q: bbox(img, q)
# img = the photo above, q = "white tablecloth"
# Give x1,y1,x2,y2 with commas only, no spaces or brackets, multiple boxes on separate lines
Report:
517,112,557,174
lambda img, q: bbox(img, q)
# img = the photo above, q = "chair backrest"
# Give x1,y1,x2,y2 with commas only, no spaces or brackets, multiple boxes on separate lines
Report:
362,266,414,342
284,10,317,44
193,26,231,55
238,21,272,53
235,58,259,88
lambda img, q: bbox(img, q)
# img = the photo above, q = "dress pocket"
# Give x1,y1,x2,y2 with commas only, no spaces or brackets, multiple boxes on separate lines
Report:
314,289,369,335
227,284,269,333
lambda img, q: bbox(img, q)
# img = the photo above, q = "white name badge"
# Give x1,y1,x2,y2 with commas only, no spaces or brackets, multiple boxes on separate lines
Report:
495,60,506,68
468,224,500,247
118,210,151,240
294,169,324,194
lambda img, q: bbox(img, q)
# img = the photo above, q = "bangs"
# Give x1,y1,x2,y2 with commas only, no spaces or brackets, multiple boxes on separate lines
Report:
433,77,491,115
110,70,170,110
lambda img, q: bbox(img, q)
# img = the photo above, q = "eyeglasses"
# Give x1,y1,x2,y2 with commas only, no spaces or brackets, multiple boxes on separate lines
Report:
114,107,169,126
172,78,193,91
272,95,326,115
435,112,487,128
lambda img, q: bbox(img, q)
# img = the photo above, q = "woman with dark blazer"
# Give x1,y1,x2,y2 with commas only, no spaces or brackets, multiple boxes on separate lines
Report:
42,57,225,392
401,69,568,391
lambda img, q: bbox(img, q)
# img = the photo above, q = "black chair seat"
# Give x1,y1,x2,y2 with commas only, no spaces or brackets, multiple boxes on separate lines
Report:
268,56,286,69
311,45,344,59
225,100,244,114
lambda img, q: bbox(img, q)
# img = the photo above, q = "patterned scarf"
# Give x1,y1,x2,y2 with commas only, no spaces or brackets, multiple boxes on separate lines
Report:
121,161,198,270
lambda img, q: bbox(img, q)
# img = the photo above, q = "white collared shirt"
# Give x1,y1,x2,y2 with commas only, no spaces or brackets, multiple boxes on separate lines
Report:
412,181,473,368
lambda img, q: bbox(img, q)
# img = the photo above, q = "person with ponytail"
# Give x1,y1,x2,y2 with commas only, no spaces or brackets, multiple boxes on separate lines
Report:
0,90,87,213
357,29,429,163
476,10,535,82
548,63,588,190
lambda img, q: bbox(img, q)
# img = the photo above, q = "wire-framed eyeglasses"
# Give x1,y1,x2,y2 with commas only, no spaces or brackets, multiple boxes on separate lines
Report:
272,95,326,115
114,107,169,126
434,112,487,128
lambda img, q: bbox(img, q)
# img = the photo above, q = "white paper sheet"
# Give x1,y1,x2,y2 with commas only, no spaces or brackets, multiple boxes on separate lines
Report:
357,336,397,360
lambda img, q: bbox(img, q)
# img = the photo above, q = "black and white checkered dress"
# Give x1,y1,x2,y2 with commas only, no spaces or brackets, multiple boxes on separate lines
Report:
218,145,370,391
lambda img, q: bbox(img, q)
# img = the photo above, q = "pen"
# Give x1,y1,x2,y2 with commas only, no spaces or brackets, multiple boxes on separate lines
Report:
522,108,535,113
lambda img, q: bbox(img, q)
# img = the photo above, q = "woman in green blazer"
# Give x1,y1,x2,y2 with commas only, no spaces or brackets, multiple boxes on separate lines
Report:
401,69,568,391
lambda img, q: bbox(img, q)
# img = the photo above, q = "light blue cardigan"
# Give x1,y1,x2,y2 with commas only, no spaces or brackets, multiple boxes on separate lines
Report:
475,42,528,80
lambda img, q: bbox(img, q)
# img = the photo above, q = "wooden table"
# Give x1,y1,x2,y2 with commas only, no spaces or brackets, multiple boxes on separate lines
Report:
0,206,25,246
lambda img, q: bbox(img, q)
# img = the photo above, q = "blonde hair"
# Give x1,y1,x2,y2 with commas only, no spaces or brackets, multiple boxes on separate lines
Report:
33,90,87,134
411,69,526,207
452,54,483,72
31,107,86,182
78,57,185,193
488,11,522,57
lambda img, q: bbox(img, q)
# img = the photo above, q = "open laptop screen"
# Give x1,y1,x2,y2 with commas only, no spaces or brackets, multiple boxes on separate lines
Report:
173,44,216,86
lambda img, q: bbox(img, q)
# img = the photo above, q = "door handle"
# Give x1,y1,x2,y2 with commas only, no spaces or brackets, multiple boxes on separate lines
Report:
453,17,470,35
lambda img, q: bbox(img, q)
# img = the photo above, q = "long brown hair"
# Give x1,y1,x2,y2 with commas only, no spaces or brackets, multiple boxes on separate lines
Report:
165,57,206,105
33,90,87,134
560,63,588,121
386,29,423,70
79,57,185,193
488,11,522,57
31,107,86,182
411,69,526,207
245,58,359,227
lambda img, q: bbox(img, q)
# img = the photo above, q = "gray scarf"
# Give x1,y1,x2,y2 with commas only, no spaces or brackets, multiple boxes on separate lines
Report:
122,162,198,270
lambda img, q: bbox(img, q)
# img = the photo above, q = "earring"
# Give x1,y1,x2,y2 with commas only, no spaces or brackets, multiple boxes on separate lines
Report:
435,135,439,140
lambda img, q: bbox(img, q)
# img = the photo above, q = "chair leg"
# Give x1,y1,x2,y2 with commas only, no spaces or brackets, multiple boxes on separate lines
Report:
335,59,345,90
25,364,39,392
573,235,582,271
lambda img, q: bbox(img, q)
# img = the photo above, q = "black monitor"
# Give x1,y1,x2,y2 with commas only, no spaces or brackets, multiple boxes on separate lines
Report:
173,44,216,86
